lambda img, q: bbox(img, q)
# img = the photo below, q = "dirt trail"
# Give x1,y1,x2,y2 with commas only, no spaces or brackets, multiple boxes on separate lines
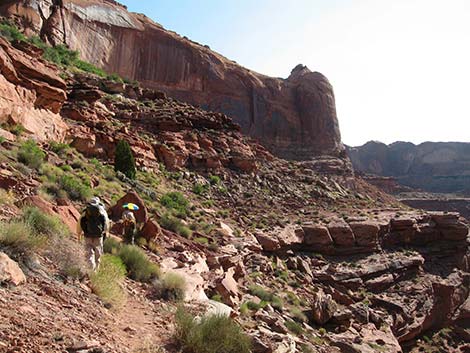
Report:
107,280,174,352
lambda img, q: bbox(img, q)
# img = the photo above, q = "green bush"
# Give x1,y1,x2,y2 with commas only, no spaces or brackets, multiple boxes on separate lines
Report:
9,124,25,136
118,245,159,282
22,207,69,238
49,142,70,154
103,237,122,255
0,220,46,257
209,175,221,185
159,213,192,238
43,44,79,67
59,174,92,201
248,285,273,302
160,192,190,217
175,307,251,353
17,140,45,169
285,320,303,335
114,140,136,180
107,73,124,83
246,300,268,311
153,272,186,301
290,307,308,323
74,59,106,77
248,285,283,310
90,255,126,308
0,21,26,42
192,183,208,196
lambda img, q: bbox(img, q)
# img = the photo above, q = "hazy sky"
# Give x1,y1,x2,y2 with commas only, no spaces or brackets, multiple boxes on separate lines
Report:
119,0,470,146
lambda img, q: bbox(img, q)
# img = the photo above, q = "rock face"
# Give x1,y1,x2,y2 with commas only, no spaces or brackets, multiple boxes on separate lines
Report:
0,37,67,141
0,0,344,160
347,141,470,193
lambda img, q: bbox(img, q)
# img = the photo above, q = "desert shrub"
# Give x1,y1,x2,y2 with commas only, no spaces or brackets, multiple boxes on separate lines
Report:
0,136,5,144
192,183,208,196
0,221,46,257
49,142,70,154
285,320,303,335
114,140,136,180
17,140,45,169
118,245,159,282
90,255,126,308
160,192,190,217
248,285,273,302
174,307,251,353
248,285,283,310
103,237,122,255
209,175,221,185
290,307,308,323
9,124,25,136
246,300,268,311
271,295,284,310
43,44,79,66
107,73,124,83
46,232,86,279
0,21,26,41
0,189,14,206
153,272,186,301
74,59,107,77
159,213,192,238
59,174,92,201
22,207,69,238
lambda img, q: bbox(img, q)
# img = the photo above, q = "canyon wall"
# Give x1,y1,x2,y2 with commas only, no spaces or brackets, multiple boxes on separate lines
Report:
0,0,344,160
347,141,470,193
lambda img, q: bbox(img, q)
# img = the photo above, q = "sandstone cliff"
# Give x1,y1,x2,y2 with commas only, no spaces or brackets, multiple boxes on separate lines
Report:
347,141,470,193
0,0,344,160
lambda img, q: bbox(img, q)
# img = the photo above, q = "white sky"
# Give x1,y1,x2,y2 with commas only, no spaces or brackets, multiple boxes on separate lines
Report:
121,0,470,146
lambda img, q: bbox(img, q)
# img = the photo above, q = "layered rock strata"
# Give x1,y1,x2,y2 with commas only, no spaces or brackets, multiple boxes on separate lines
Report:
1,0,344,160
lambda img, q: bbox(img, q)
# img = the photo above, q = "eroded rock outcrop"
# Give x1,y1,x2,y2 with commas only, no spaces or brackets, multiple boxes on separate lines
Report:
256,211,469,255
1,0,344,160
0,37,67,141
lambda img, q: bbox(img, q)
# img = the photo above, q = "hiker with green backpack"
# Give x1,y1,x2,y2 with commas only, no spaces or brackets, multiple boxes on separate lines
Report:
77,197,109,271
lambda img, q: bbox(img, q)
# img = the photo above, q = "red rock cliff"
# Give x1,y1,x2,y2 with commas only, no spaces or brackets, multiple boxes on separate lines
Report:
0,0,344,160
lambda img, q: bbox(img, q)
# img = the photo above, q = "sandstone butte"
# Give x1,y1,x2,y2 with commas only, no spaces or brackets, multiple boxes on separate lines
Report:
0,0,344,161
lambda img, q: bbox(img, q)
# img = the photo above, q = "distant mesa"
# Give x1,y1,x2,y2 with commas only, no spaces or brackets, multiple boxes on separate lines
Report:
347,141,470,194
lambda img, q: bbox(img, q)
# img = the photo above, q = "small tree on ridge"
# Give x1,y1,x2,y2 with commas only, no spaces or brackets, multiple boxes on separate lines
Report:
114,140,136,180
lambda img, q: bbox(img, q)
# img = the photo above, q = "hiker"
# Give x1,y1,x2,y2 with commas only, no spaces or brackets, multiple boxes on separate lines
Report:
77,197,109,271
122,203,138,244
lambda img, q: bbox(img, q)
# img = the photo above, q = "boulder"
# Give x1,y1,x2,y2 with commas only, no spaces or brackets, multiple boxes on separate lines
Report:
215,267,239,307
255,233,281,252
311,289,338,325
20,195,81,234
303,224,333,247
109,191,148,223
0,252,26,285
140,219,162,242
327,219,355,247
277,225,304,248
349,221,380,248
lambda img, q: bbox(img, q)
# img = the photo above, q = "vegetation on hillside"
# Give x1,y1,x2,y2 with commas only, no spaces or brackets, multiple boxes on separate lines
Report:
0,19,123,80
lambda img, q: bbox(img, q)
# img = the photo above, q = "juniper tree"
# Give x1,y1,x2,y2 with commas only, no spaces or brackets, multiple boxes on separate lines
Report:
114,140,136,180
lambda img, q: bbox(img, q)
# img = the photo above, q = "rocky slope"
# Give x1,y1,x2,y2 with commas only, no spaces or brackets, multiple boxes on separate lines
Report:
0,0,344,160
347,141,470,194
0,14,469,353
